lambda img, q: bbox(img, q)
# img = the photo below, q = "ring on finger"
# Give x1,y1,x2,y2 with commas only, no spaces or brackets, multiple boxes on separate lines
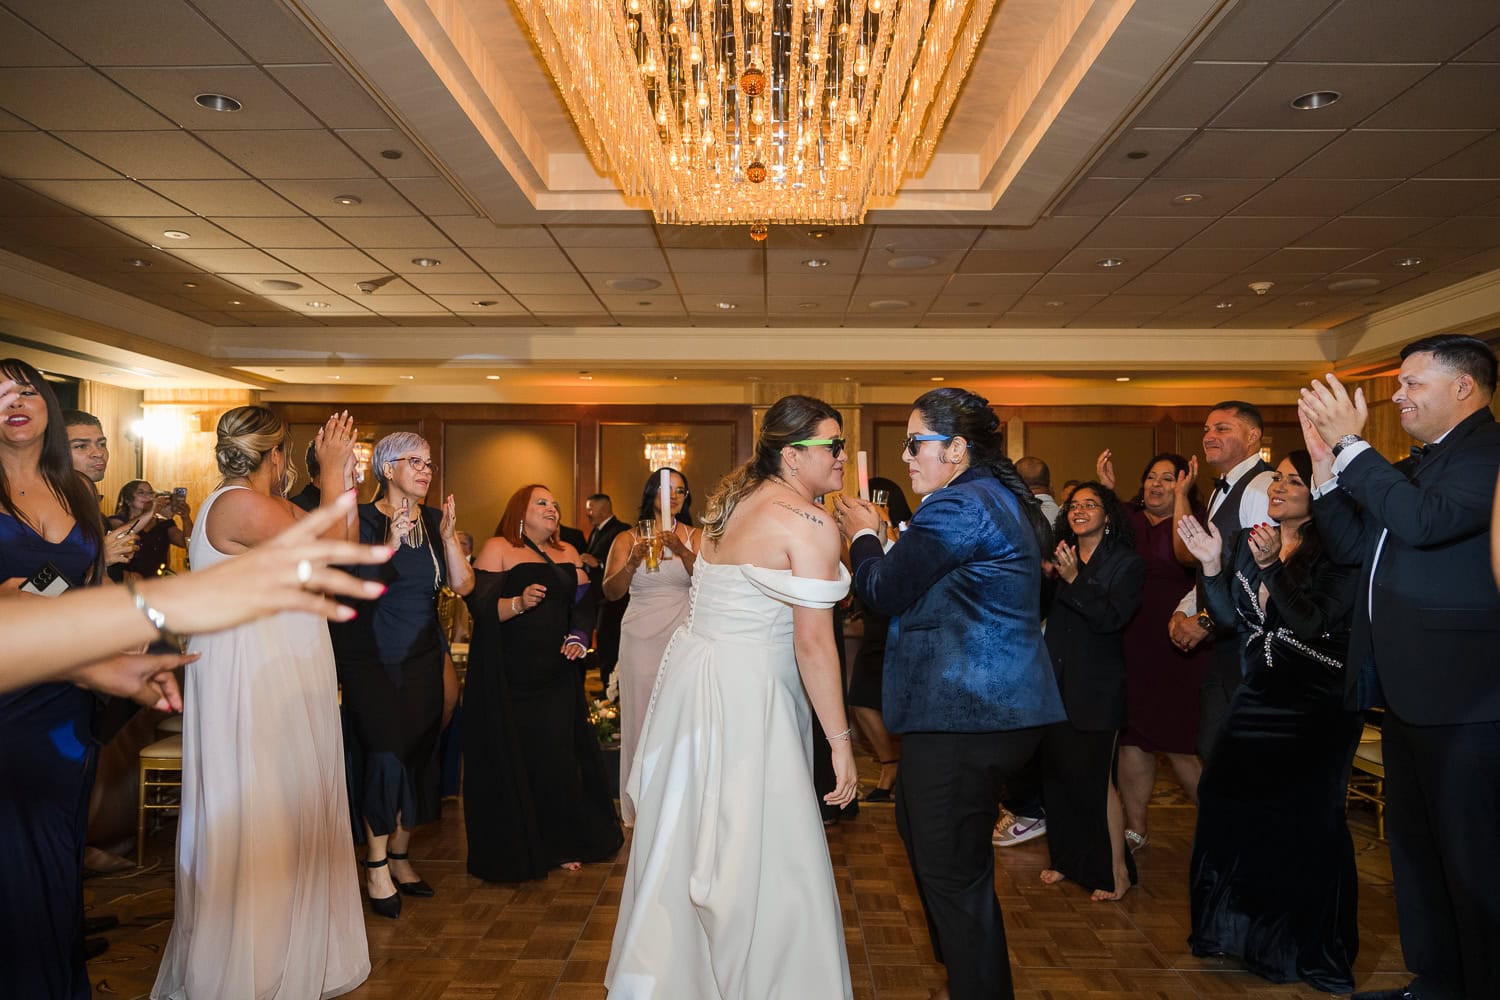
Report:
296,558,314,586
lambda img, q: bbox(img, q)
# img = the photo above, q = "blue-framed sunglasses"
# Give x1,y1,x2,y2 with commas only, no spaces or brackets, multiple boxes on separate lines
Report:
902,433,951,456
789,436,845,459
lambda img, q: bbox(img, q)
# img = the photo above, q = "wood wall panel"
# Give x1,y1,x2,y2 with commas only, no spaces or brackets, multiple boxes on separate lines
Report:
598,422,737,526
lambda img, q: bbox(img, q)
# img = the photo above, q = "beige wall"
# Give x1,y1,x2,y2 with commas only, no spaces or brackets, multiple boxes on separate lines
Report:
286,420,418,506
598,422,737,527
77,380,143,516
443,422,576,542
1026,422,1156,502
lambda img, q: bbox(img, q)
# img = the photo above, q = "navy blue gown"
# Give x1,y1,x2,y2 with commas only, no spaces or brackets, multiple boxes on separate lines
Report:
0,513,99,999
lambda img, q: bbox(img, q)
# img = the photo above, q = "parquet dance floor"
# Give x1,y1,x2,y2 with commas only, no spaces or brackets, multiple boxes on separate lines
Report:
85,767,1404,1000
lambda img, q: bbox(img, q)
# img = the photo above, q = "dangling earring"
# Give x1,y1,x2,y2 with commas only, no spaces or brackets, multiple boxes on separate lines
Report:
789,466,799,477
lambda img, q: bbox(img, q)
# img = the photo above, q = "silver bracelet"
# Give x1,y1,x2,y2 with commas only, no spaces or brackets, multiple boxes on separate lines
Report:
124,578,189,653
826,727,852,742
511,596,524,615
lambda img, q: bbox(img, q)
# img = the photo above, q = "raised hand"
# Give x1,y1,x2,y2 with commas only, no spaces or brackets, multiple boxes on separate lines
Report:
388,497,416,546
439,494,458,541
1299,373,1368,444
1247,523,1281,568
1176,516,1223,574
1053,540,1080,584
0,377,17,410
104,527,139,566
1175,455,1199,500
661,529,690,558
831,493,881,539
314,410,357,485
1095,449,1116,491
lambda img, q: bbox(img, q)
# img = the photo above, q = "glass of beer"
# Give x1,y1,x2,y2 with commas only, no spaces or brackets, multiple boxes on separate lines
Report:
636,520,660,573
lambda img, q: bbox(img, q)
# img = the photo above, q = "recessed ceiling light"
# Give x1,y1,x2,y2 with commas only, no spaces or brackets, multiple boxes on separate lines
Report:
399,375,415,380
1291,90,1340,111
888,254,938,270
195,93,242,113
606,277,661,292
97,372,114,378
1171,193,1203,205
411,257,441,268
578,372,594,380
802,258,830,268
379,149,404,160
637,300,652,306
746,375,762,381
471,300,498,307
1044,299,1066,307
327,374,341,380
1125,150,1149,160
1215,300,1234,309
717,301,737,310
125,257,151,268
1095,257,1126,268
228,299,243,305
868,299,911,311
260,279,302,291
162,230,190,240
1297,299,1318,307
485,374,501,380
1328,277,1381,292
929,376,945,382
182,281,198,288
798,302,818,309
1394,256,1424,267
307,300,331,309
1115,376,1132,382
273,368,285,373
807,229,829,239
966,301,983,308
332,194,362,206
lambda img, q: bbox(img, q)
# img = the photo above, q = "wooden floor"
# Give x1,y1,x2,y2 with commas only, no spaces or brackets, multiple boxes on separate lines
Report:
87,770,1406,999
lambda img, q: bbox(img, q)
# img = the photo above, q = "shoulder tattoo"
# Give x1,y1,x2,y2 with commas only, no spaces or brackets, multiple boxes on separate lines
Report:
773,498,824,527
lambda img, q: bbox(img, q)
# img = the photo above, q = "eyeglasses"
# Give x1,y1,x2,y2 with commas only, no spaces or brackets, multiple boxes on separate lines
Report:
395,455,437,473
790,436,845,459
665,488,688,498
902,433,951,456
1065,500,1103,512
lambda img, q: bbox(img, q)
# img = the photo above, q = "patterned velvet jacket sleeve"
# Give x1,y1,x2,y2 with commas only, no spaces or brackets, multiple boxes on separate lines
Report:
850,489,983,617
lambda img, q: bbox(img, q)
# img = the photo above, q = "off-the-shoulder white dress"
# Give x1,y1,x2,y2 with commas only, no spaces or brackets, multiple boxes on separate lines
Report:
606,557,853,999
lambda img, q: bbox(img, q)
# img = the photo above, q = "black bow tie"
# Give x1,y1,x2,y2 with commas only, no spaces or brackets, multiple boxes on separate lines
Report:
1213,477,1230,495
1409,443,1439,463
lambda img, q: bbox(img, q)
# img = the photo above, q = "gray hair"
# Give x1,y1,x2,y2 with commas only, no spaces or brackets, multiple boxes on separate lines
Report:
372,431,430,496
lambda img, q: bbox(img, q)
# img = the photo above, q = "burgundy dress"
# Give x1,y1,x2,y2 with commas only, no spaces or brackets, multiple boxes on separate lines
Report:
1120,507,1209,754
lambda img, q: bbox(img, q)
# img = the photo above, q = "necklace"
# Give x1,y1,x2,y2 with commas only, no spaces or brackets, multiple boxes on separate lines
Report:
769,474,807,501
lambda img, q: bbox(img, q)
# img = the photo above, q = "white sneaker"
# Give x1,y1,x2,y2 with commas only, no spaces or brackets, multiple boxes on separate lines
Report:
993,814,1046,846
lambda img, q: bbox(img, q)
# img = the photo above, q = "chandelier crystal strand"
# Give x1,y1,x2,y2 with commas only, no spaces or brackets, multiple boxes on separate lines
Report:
510,0,988,224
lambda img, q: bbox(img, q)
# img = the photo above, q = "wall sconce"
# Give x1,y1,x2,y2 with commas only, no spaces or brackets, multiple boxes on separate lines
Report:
1260,446,1273,463
129,411,189,446
353,439,374,484
643,433,688,472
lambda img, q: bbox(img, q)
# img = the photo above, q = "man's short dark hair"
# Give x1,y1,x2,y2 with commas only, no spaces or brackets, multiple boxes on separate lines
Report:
1208,400,1264,432
1401,333,1497,395
304,441,320,479
62,409,101,431
1014,456,1050,490
587,493,611,505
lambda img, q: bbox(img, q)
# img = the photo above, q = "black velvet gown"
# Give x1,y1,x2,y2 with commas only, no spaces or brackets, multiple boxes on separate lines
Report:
1190,537,1362,993
462,562,622,881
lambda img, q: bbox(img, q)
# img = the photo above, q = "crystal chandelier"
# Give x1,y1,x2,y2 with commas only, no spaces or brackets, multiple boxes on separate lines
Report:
512,0,997,226
643,432,688,471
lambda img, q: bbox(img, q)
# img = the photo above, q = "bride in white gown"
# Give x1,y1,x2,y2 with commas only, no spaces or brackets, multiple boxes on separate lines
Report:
607,395,860,1000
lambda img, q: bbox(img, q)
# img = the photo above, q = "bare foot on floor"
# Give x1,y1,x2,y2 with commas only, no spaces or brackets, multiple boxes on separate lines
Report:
1090,869,1133,901
1039,868,1067,885
559,861,582,871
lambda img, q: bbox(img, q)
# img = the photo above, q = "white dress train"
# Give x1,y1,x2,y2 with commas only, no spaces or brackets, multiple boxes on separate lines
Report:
152,486,369,1000
606,558,853,999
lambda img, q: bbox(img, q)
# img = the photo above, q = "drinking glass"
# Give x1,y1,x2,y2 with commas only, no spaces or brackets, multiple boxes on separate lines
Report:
636,520,660,573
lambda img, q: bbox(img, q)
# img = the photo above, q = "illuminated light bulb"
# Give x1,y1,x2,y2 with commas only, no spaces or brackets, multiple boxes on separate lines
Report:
870,0,882,11
846,107,858,126
745,0,761,10
698,91,709,108
627,19,638,32
751,107,765,125
690,45,702,63
628,0,639,10
815,0,826,8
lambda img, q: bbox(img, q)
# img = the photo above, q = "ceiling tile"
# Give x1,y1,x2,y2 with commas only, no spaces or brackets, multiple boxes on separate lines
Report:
0,216,137,247
0,180,77,216
189,0,333,62
361,295,445,315
1352,179,1500,217
196,130,374,180
1080,216,1212,247
432,294,528,314
655,225,755,249
1203,274,1322,296
1052,247,1170,274
166,246,297,272
1402,217,1500,248
0,8,80,67
1284,0,1500,62
664,249,763,274
765,273,857,296
404,273,505,295
19,178,187,216
1457,25,1500,61
599,295,686,315
514,293,602,313
958,249,1068,273
928,293,1020,313
4,0,249,65
324,216,450,247
389,177,471,216
498,273,594,295
1231,177,1395,216
469,246,575,273
363,248,480,274
1253,247,1370,273
302,274,413,297
1080,294,1190,313
1014,293,1107,311
1192,0,1338,61
548,225,660,249
0,68,172,130
103,65,322,130
851,275,948,297
1185,216,1325,248
266,64,392,130
673,274,767,296
1112,177,1272,217
1293,216,1440,248
1116,272,1223,295
256,294,370,314
869,227,982,251
566,246,670,272
765,248,863,274
435,219,557,248
99,216,247,249
1152,247,1273,272
1420,131,1500,179
142,179,301,216
1088,129,1196,178
335,129,440,179
1133,62,1264,129
1028,272,1135,295
917,314,996,329
1291,129,1486,179
943,274,1042,295
1342,248,1475,274
971,217,1098,250
215,274,337,297
0,132,118,179
862,251,961,276
847,295,935,314
266,248,383,273
0,109,32,129
1211,63,1434,130
213,217,347,248
1052,177,1141,216
582,272,674,295
265,178,418,217
56,130,247,180
1364,65,1500,129
1160,129,1338,178
69,245,198,271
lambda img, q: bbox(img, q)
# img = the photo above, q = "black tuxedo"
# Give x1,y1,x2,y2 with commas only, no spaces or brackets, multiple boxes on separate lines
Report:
585,516,631,688
1314,406,1500,1000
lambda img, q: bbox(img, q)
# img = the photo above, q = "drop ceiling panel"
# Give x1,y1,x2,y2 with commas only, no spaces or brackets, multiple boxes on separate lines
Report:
564,247,669,272
1231,177,1395,216
364,248,481,274
0,68,172,130
196,130,375,180
958,249,1069,273
213,217,349,248
1052,177,1142,217
103,66,321,131
1190,0,1337,61
165,246,297,272
216,273,337,296
1081,216,1213,247
764,249,863,274
264,178,419,217
1458,26,1500,61
1088,129,1197,178
0,8,81,67
1407,217,1500,248
599,295,686,314
1116,272,1223,295
1211,63,1435,130
869,227,983,251
655,226,757,249
850,275,949,297
514,293,602,313
267,247,383,273
1185,216,1325,248
389,177,471,216
266,64,393,130
334,129,440,178
6,0,248,65
860,251,961,276
1028,272,1135,295
189,0,333,63
258,294,369,314
1133,62,1264,129
1344,248,1472,274
669,274,766,296
1082,294,1191,313
1352,179,1500,217
943,274,1042,295
100,216,247,249
142,179,301,216
764,273,858,296
664,249,763,274
361,295,446,315
1152,247,1273,272
1111,178,1271,217
928,293,1019,312
971,217,1099,250
324,216,451,247
1,216,135,247
1293,216,1440,248
0,133,117,179
71,245,197,271
20,178,187,216
1254,247,1371,273
1283,0,1500,62
1159,130,1338,178
305,275,414,297
548,225,660,249
1364,64,1500,129
55,130,247,180
497,273,593,295
466,246,574,273
434,219,556,247
403,273,505,294
0,109,31,129
1053,247,1170,274
1015,293,1107,311
581,272,674,295
431,294,528,313
1420,132,1500,179
1291,129,1486,179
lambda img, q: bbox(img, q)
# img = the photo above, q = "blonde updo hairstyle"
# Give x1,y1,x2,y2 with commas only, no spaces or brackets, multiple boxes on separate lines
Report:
215,405,294,491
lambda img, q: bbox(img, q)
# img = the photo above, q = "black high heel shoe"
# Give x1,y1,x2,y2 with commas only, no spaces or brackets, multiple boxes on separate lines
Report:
363,857,402,918
388,851,434,897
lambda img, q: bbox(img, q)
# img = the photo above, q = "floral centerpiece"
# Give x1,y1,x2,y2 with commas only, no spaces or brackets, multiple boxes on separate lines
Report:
589,673,621,747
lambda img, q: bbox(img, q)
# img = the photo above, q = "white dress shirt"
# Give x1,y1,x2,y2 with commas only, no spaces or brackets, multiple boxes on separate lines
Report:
1175,454,1276,617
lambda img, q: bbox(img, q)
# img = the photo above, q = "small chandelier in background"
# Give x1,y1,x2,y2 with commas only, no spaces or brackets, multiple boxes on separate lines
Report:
352,439,375,485
512,0,997,226
643,432,689,472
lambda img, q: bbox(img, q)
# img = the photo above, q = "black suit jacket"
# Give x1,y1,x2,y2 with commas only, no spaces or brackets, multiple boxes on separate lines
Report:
1044,538,1146,732
559,524,587,554
585,516,631,603
1314,407,1500,724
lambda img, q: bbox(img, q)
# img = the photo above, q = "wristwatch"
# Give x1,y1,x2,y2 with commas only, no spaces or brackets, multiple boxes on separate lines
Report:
1195,610,1215,633
1331,433,1362,458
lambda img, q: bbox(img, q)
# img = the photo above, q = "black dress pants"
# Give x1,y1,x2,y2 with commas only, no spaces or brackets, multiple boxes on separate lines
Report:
1196,641,1240,761
1381,711,1500,1000
896,728,1044,1000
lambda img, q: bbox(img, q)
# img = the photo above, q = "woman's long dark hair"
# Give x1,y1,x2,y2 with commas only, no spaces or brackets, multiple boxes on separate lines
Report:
1128,452,1201,511
1280,449,1327,586
636,467,695,527
911,387,1051,553
0,358,105,583
113,479,150,521
1052,481,1136,552
702,394,842,540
